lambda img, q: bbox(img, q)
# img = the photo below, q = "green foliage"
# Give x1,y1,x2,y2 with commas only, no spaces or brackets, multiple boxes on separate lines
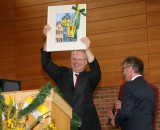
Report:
71,113,82,130
18,82,53,119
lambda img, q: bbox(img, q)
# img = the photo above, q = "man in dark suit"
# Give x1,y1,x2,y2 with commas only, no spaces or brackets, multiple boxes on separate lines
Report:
41,25,101,130
108,56,156,130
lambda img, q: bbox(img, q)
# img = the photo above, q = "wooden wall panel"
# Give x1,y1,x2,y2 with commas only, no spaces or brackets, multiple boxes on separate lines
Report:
0,0,160,89
100,71,124,87
15,0,62,8
16,56,41,69
15,5,48,20
0,33,15,46
146,0,160,12
21,78,55,90
15,42,42,56
0,57,15,71
0,9,14,22
0,45,15,58
0,69,16,79
149,53,160,68
87,0,142,9
0,0,14,10
148,25,160,40
99,54,149,73
92,41,148,59
100,68,150,87
148,39,160,53
0,22,15,34
147,11,160,26
88,1,145,22
15,30,43,44
150,68,160,83
16,67,46,80
87,14,146,35
89,28,147,47
15,17,47,32
14,0,142,9
14,0,144,20
14,0,85,8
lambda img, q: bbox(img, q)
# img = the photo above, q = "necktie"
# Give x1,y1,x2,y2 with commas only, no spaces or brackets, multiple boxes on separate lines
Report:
74,74,79,87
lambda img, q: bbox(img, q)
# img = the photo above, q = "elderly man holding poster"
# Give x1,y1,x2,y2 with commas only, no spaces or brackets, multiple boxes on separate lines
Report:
41,25,101,130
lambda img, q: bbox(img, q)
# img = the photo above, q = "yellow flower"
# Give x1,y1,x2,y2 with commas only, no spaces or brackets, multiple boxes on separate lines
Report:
37,104,49,115
49,123,55,128
47,122,57,130
7,119,14,128
5,95,14,106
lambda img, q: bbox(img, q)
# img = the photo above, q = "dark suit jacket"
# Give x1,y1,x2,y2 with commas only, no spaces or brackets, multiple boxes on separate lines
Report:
117,82,159,129
115,76,156,130
41,49,101,130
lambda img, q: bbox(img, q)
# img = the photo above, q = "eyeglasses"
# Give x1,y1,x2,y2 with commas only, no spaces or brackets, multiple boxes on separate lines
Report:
71,57,86,62
122,65,132,70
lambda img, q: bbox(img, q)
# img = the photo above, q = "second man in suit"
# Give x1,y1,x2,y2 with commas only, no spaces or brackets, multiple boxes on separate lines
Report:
108,56,156,130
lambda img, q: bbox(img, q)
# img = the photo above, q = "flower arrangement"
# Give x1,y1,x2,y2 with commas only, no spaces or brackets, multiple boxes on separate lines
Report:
0,82,81,130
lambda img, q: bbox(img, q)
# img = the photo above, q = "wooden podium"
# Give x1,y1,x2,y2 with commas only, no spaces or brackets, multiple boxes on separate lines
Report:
2,89,72,130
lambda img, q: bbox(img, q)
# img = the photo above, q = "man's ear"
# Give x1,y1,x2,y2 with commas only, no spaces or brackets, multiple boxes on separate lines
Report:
85,60,87,65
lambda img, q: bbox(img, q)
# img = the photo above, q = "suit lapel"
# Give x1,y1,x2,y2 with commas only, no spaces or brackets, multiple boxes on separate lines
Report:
73,71,87,93
67,69,74,89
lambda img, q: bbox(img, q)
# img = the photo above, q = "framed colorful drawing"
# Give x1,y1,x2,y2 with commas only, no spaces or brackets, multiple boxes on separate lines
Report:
46,4,86,52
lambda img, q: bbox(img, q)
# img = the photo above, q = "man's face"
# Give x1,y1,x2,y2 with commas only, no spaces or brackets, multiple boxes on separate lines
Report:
71,51,87,73
122,64,132,82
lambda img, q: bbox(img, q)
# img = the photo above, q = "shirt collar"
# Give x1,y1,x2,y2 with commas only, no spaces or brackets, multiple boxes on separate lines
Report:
131,74,142,81
73,71,79,75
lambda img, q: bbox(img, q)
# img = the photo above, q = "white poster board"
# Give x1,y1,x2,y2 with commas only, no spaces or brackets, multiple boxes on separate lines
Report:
47,4,86,52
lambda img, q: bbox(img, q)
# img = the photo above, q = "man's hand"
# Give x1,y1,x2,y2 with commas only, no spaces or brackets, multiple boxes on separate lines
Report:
43,25,51,51
80,37,91,50
107,111,116,126
115,100,122,110
43,25,51,37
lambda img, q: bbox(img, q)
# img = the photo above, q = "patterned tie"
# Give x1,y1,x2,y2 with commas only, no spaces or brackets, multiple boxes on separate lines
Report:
74,74,79,87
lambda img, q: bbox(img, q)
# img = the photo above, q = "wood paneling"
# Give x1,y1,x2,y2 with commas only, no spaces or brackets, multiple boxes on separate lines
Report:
0,69,16,79
15,16,47,32
89,28,147,47
148,39,160,53
16,56,41,69
88,1,145,22
0,9,14,22
0,45,15,58
99,55,149,73
147,11,160,26
92,41,148,59
146,0,160,12
0,0,14,10
88,0,143,10
149,53,160,68
100,71,124,87
0,0,160,90
100,68,150,87
0,57,15,71
15,5,48,20
14,0,142,8
20,78,55,90
15,30,43,44
150,68,160,83
0,22,15,34
15,42,42,56
148,25,160,40
0,33,15,46
16,67,47,80
87,14,146,35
